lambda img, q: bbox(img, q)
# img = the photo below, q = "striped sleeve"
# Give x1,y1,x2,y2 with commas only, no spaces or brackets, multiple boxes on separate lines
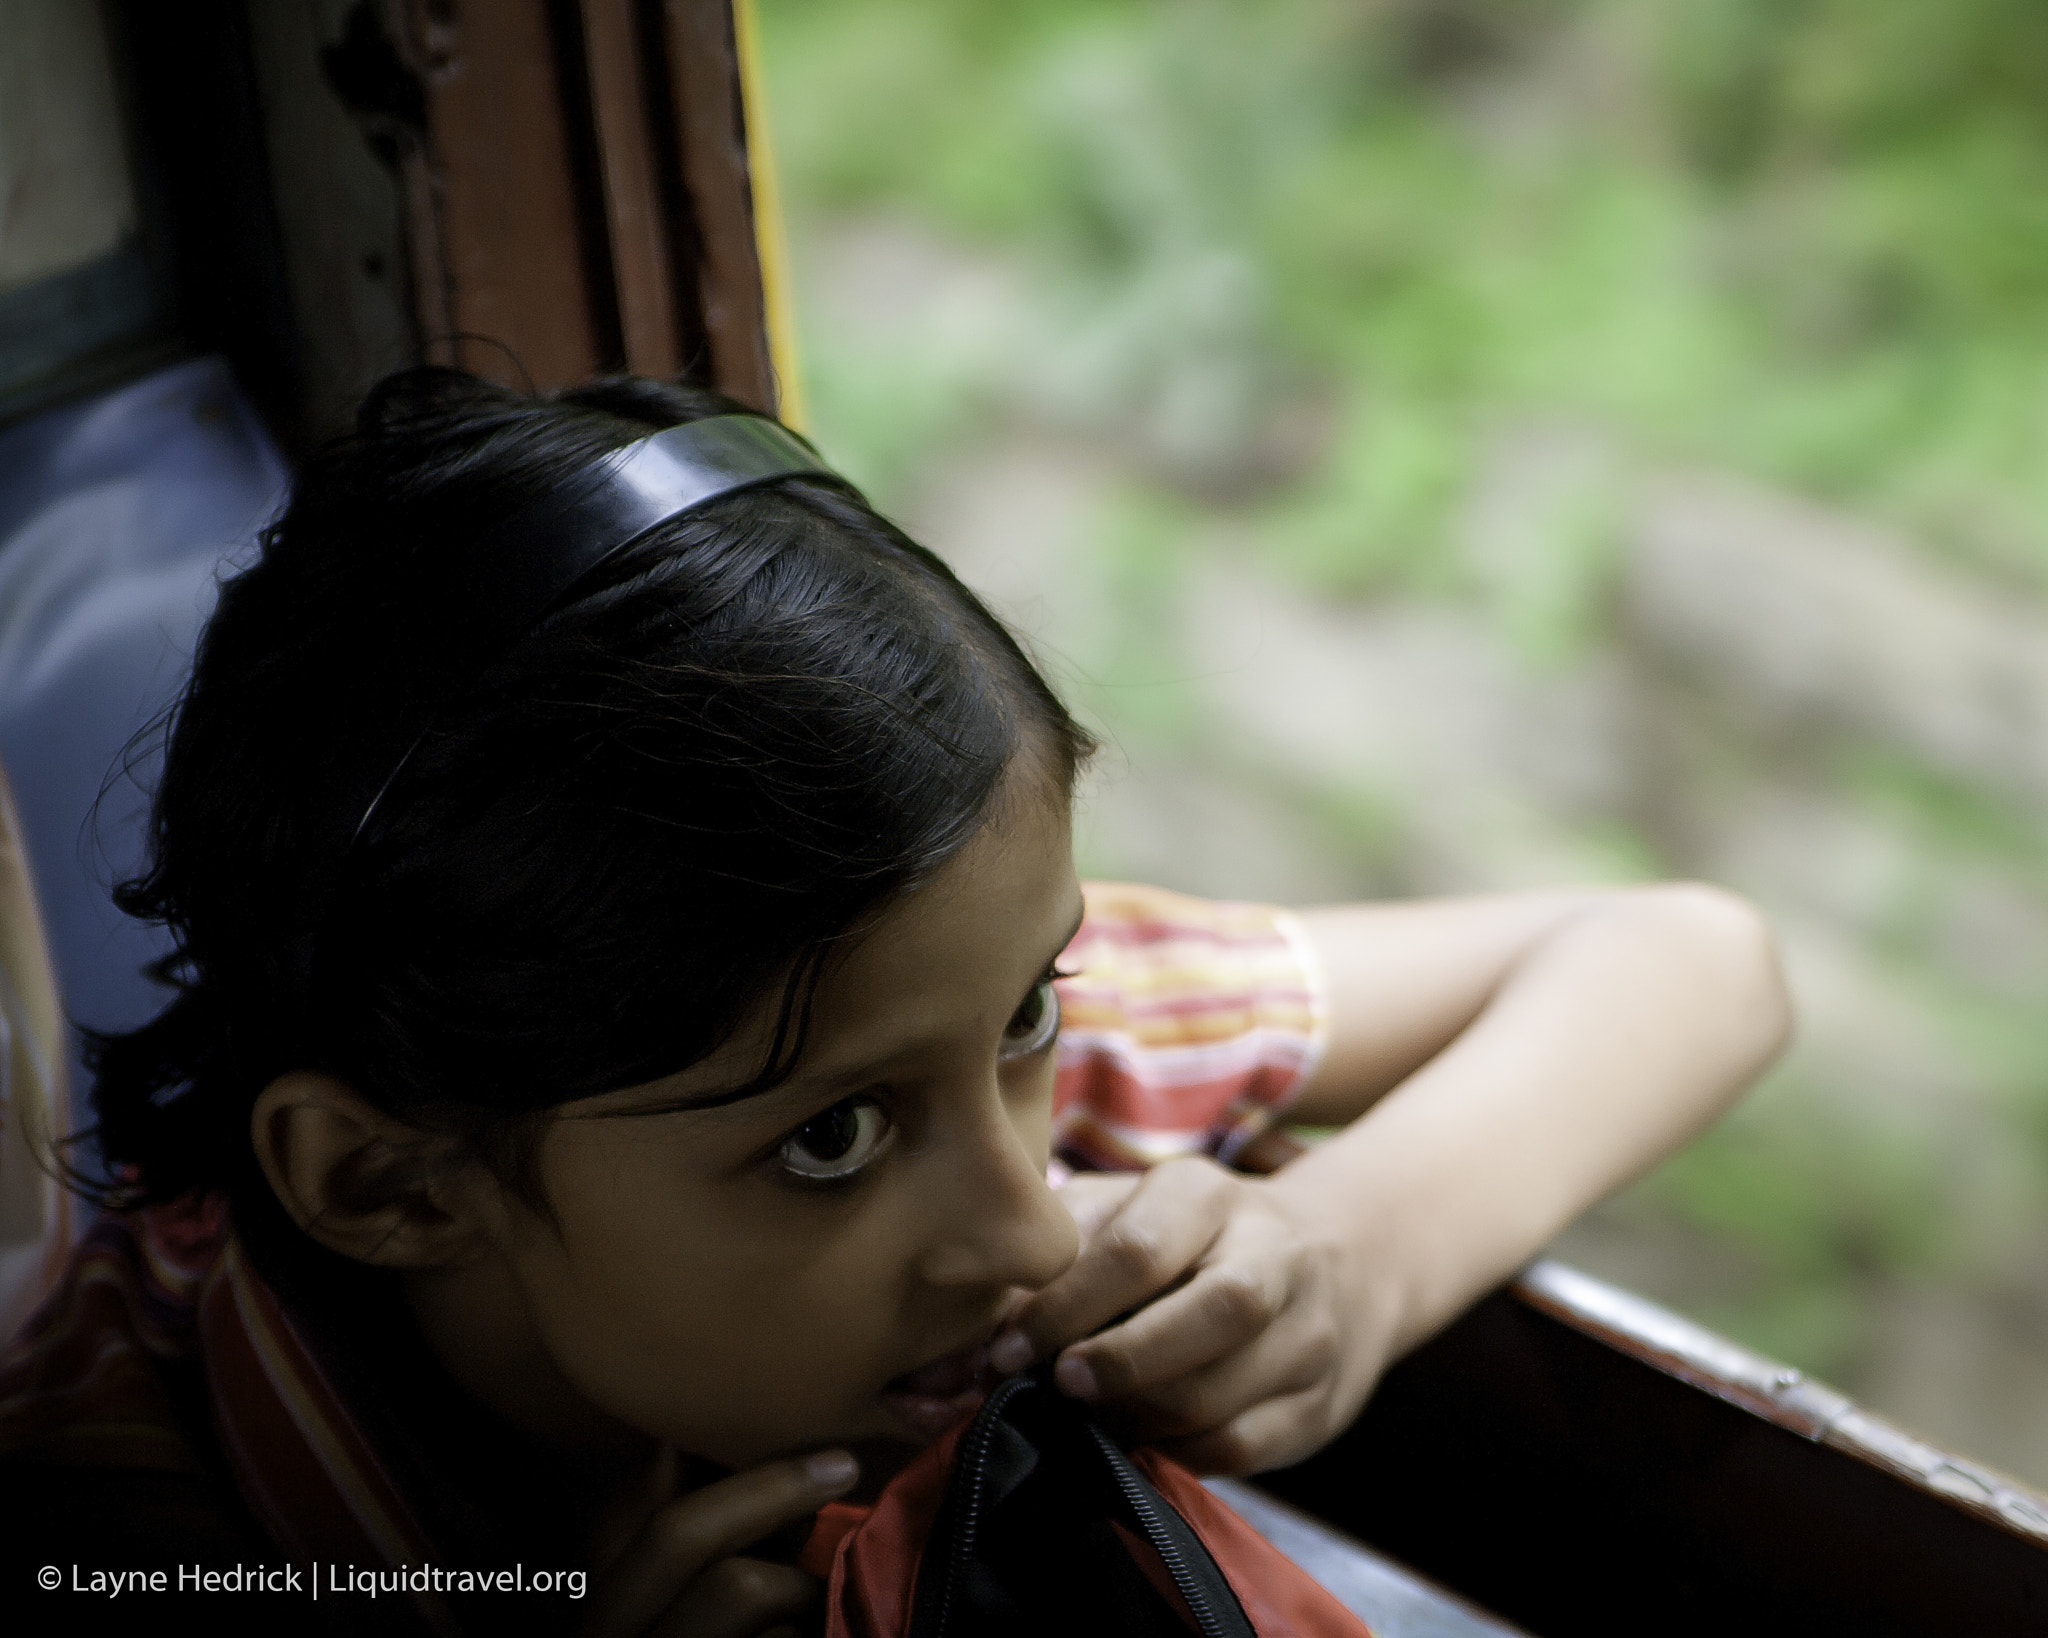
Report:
1051,881,1328,1172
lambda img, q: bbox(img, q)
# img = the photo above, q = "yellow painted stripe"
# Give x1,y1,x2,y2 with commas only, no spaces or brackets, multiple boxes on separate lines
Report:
733,0,807,431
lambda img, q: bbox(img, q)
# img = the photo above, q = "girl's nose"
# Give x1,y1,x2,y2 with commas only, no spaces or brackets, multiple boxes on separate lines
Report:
912,1098,1080,1293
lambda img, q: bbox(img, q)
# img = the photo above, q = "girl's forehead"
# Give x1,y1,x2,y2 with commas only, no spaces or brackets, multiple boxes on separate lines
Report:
835,795,1079,973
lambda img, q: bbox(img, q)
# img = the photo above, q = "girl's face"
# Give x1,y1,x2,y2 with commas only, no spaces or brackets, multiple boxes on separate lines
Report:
450,783,1086,1473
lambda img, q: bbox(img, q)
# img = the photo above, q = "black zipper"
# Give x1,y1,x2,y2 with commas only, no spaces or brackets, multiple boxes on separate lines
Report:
1087,1422,1250,1638
923,1373,1033,1638
918,1376,1256,1638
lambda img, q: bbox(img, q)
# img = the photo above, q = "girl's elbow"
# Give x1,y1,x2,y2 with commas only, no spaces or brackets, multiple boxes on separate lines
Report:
1627,881,1796,1076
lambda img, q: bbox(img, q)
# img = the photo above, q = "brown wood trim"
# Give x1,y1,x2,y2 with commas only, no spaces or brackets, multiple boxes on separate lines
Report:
366,1,772,405
394,0,609,388
657,0,774,411
580,0,681,378
142,1,779,424
399,132,457,370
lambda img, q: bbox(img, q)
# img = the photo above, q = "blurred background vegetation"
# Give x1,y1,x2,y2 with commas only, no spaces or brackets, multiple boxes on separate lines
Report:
757,0,2048,1481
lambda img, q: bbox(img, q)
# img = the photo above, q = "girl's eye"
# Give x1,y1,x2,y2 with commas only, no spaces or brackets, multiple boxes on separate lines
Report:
780,1097,890,1182
998,976,1062,1063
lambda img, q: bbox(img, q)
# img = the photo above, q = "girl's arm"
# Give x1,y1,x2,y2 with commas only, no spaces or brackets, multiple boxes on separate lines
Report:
1284,882,1792,1363
994,882,1793,1475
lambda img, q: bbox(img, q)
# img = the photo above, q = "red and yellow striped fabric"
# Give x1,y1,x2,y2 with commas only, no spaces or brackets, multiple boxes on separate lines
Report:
1052,882,1327,1174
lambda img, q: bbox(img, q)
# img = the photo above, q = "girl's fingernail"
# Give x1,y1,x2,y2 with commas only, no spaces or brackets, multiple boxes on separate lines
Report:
988,1330,1032,1374
805,1450,859,1490
1054,1355,1099,1402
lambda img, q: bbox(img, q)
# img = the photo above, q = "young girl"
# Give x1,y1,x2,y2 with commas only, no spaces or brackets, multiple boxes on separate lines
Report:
0,370,1790,1634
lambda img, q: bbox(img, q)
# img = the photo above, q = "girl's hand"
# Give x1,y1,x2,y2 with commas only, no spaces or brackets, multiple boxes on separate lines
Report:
581,1445,858,1637
987,1158,1392,1476
989,887,1791,1482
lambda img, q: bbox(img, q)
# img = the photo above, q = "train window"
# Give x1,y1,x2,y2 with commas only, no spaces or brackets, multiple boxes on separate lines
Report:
0,0,165,422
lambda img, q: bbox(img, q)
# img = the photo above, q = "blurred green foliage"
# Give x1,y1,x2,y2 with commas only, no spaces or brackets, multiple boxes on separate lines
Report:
769,0,2048,577
761,0,2048,1401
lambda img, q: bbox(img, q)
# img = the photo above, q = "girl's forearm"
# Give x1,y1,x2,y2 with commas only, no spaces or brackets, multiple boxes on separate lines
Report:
1282,884,1791,1360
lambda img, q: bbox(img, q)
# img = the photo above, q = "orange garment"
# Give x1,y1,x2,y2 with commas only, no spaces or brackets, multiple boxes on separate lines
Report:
800,1393,1373,1637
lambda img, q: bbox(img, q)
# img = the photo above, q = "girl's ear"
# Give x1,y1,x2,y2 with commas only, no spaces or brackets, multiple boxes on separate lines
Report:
250,1072,497,1268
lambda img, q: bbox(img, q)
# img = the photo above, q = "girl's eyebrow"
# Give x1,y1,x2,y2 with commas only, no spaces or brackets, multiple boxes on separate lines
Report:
578,899,1089,1122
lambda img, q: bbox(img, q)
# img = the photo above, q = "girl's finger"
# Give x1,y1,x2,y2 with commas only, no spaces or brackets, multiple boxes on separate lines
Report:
1053,1243,1294,1403
987,1176,1142,1359
996,1158,1236,1368
645,1557,820,1638
582,1450,857,1638
1053,1172,1143,1241
1153,1384,1333,1479
587,1443,679,1578
1115,1301,1334,1440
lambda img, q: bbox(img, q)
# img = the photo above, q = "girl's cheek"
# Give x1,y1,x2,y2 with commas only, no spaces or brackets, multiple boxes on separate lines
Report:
1009,1062,1063,1168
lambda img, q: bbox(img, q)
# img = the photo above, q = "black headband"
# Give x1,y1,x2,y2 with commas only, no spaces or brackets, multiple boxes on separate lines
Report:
348,414,851,843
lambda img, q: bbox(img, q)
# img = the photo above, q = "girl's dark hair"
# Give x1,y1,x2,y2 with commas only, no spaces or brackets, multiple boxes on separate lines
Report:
83,368,1093,1243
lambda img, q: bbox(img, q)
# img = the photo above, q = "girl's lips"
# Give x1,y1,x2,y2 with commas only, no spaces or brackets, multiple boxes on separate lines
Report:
880,1340,995,1440
886,1340,989,1399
